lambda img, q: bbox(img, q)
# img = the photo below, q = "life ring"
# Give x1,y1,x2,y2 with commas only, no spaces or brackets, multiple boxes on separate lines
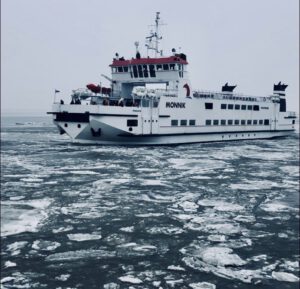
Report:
183,83,190,97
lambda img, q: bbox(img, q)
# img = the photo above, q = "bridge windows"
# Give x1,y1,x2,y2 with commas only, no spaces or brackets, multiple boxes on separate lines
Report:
149,65,156,77
221,104,227,109
235,104,240,110
206,120,212,125
228,120,233,125
189,120,196,126
241,120,246,125
143,65,149,78
259,120,263,125
228,104,234,110
124,66,128,72
205,103,213,109
213,120,219,125
253,120,258,125
234,120,239,125
138,65,143,78
264,119,270,125
247,105,253,110
253,105,260,111
247,120,252,125
117,67,123,72
156,64,162,71
163,64,169,70
241,105,246,110
180,120,187,126
133,65,138,78
221,119,226,125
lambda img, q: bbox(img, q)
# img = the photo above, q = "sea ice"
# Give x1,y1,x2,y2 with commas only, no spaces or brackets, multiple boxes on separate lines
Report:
272,271,299,282
200,247,246,266
167,265,186,271
189,282,216,289
4,261,16,268
32,240,61,251
118,275,143,284
67,233,102,241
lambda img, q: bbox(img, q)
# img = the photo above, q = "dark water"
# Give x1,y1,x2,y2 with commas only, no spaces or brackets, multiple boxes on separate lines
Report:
1,116,299,289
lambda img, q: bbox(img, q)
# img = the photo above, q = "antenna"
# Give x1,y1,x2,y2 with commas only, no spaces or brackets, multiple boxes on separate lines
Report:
145,12,166,58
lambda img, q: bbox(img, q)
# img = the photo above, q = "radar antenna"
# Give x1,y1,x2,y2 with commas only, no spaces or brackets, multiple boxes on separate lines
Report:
145,12,166,57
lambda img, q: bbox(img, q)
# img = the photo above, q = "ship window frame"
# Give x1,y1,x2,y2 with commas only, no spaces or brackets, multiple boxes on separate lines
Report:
247,120,252,125
221,119,226,125
180,119,187,126
227,119,233,125
156,64,162,71
213,119,219,125
247,105,253,110
259,120,263,125
138,65,143,78
117,66,123,73
241,120,246,125
253,105,259,111
221,103,227,109
163,64,169,71
132,65,138,78
123,66,129,72
142,99,150,107
235,104,240,110
228,104,234,110
234,119,239,125
253,120,258,125
264,119,270,125
127,119,138,127
143,65,149,78
241,105,246,110
171,119,178,126
149,65,156,77
205,119,212,125
189,119,196,126
205,102,213,110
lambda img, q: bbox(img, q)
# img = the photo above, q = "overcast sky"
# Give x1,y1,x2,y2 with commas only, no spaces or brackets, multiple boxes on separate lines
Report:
2,0,299,116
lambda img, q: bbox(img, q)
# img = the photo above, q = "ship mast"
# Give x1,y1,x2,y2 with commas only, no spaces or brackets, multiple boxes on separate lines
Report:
145,12,165,58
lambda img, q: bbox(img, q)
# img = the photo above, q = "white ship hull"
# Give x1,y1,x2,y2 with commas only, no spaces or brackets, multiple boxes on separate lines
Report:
69,130,293,145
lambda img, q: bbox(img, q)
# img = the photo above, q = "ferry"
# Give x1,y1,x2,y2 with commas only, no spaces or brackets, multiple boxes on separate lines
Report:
48,12,296,145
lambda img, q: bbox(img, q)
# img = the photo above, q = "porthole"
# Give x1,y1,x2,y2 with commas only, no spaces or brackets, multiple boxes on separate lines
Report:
77,124,81,128
64,123,68,128
129,127,133,131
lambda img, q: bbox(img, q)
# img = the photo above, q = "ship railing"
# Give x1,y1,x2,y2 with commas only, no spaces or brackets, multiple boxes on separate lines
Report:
193,90,271,102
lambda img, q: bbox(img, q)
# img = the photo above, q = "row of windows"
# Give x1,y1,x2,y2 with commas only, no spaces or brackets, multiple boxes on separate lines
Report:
113,64,184,79
205,102,260,111
221,103,260,111
171,119,196,126
206,119,270,125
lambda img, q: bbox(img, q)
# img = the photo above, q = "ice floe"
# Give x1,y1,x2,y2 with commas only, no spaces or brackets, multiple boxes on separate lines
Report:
67,233,102,241
4,261,16,268
189,282,216,289
55,274,70,281
6,241,28,256
46,249,116,261
167,265,185,271
118,275,143,284
119,226,134,233
32,240,61,251
272,271,299,282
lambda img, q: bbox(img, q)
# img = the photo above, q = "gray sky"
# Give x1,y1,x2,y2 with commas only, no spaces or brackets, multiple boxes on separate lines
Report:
2,0,299,116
